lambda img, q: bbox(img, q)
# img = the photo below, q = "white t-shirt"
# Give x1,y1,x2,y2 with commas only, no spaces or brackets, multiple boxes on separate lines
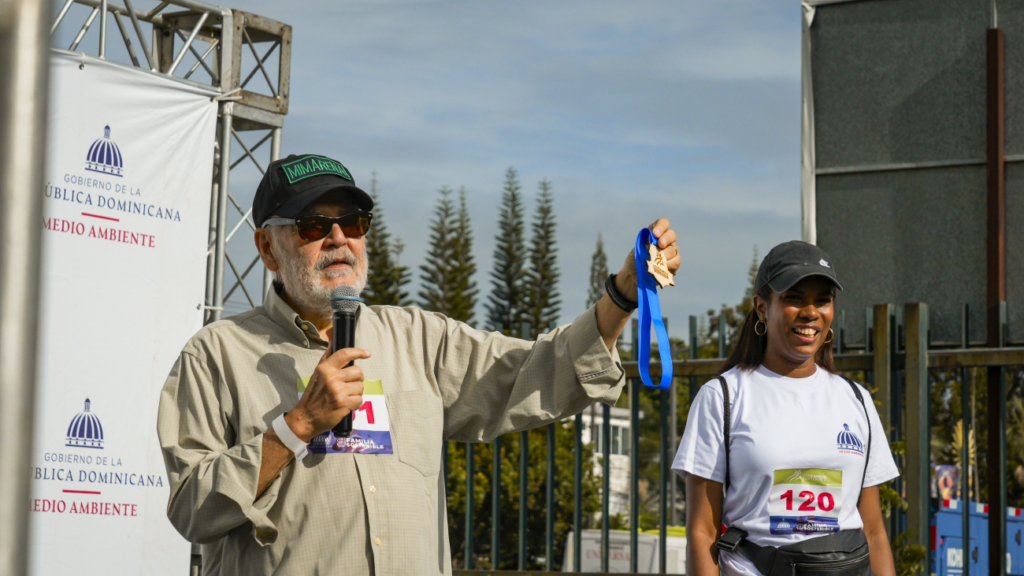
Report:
672,364,899,576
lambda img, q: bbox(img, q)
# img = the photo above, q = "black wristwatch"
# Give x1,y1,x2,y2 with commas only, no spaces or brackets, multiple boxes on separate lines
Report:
605,274,638,312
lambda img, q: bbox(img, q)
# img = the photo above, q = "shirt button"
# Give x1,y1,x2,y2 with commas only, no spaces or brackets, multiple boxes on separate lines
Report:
369,485,376,494
375,536,382,546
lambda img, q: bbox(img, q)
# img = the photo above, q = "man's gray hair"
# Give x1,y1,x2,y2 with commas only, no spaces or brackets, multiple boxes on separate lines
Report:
263,219,289,289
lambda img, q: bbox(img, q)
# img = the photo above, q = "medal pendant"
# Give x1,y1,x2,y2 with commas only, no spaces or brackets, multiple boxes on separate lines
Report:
646,242,675,288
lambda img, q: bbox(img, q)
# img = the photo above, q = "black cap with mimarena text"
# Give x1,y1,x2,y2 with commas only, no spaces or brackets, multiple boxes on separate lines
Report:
252,153,374,228
754,240,843,295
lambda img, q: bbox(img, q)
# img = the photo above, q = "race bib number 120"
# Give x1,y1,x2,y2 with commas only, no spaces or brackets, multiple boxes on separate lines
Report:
768,468,842,535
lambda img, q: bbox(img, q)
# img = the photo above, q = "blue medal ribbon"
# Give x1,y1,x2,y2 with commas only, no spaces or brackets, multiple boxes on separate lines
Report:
634,228,673,389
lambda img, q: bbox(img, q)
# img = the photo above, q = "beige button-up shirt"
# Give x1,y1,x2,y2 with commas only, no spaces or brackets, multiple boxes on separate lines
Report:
158,288,625,575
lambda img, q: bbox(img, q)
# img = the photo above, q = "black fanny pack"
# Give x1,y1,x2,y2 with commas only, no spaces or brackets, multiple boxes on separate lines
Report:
714,374,874,576
718,526,872,576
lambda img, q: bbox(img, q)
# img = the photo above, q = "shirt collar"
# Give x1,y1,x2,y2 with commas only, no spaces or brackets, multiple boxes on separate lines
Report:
264,285,328,346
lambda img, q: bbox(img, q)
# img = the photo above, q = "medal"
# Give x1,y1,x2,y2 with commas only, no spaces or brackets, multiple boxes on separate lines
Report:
646,242,676,288
634,228,674,389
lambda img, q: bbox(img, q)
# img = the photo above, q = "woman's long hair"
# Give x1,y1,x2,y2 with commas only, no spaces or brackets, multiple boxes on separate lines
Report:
720,285,836,373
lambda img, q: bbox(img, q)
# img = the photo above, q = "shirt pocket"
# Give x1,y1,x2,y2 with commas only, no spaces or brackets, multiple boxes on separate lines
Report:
388,390,443,477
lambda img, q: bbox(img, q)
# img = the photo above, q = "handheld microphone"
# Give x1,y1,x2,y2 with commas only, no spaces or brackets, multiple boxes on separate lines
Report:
330,285,361,437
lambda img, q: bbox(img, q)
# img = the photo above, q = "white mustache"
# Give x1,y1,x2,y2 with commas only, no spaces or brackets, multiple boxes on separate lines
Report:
316,251,358,271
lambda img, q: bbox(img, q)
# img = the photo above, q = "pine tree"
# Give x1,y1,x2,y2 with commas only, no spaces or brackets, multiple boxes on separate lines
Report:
526,179,560,337
585,234,609,309
738,247,759,316
486,167,528,333
449,187,478,325
363,173,411,306
419,187,456,314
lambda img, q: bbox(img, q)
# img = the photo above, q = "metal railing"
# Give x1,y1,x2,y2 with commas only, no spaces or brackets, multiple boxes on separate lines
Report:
450,302,1021,575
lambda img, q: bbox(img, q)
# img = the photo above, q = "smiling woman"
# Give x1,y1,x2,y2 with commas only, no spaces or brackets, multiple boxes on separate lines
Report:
673,241,901,576
722,242,841,378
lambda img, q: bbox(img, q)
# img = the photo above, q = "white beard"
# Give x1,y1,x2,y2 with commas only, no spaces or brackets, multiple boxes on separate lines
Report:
275,244,368,320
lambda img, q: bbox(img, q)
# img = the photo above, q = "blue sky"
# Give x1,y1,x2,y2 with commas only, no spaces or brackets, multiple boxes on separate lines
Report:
254,0,803,334
55,0,803,337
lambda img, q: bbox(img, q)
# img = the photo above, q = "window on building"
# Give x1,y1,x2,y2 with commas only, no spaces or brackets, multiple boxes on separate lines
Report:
590,422,633,456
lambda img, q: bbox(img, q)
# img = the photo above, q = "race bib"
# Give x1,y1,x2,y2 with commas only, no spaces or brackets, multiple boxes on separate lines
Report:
298,378,394,455
769,468,842,535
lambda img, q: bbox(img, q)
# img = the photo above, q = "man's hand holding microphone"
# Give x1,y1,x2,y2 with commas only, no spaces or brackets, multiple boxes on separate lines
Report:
284,342,369,443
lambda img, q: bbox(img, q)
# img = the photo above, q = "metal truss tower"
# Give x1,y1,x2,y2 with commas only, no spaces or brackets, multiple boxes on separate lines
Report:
51,0,292,324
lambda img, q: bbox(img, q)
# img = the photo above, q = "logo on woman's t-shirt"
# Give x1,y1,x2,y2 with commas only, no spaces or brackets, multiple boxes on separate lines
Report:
836,424,865,456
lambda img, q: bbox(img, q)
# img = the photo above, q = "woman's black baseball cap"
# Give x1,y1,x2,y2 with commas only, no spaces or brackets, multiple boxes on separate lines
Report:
252,154,374,228
754,240,843,294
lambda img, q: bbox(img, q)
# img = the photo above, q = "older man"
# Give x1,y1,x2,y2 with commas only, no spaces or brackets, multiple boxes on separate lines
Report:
157,153,680,575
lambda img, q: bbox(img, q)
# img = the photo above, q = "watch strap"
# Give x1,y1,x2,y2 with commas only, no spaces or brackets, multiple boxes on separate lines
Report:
272,413,309,461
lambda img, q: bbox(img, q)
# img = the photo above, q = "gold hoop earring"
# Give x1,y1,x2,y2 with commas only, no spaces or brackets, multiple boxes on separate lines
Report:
754,319,767,336
824,328,834,344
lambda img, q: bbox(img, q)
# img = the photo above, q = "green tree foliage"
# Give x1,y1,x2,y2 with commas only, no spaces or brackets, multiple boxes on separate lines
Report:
586,234,609,309
363,173,412,306
419,187,457,314
419,186,479,324
526,179,560,337
444,424,601,570
450,187,479,325
486,167,528,333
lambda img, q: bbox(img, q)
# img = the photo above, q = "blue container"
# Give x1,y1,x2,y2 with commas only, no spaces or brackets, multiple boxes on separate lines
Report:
930,500,1024,576
1008,508,1024,575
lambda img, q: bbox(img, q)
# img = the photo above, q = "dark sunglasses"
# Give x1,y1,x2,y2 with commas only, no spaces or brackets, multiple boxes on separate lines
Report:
263,211,373,241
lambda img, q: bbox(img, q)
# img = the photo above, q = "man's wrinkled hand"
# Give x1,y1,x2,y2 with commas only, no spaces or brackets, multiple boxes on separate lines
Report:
615,218,680,301
285,345,371,442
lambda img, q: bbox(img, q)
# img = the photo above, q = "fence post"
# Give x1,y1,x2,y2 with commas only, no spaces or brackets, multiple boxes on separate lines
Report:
960,303,971,576
519,322,531,570
872,304,893,437
688,314,698,411
492,435,501,569
629,319,639,573
519,429,528,570
466,443,475,569
545,423,555,570
904,302,929,552
573,413,583,571
629,377,639,573
601,402,611,572
987,302,1007,576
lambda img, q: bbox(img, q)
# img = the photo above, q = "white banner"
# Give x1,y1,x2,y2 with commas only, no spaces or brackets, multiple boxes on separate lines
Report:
28,51,218,575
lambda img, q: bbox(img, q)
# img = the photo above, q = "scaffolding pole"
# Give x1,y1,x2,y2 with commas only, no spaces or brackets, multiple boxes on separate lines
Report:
0,0,52,574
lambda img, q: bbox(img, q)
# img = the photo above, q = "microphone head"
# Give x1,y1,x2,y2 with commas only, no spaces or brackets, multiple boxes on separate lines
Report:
330,285,362,313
